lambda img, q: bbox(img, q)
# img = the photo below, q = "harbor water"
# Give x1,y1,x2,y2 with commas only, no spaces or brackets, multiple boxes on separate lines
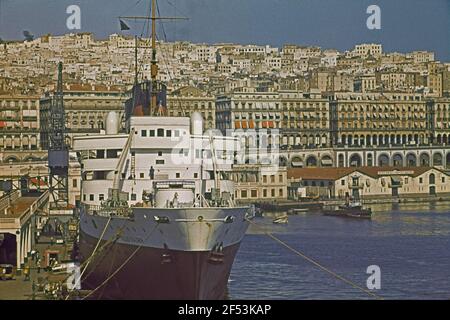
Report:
229,202,450,299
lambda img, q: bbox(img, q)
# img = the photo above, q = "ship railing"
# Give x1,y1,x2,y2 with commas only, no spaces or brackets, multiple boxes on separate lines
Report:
83,204,133,218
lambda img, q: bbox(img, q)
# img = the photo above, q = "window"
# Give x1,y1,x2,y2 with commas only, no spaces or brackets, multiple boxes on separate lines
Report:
263,176,267,183
263,189,267,197
89,194,94,201
341,179,345,186
166,130,172,137
140,173,144,178
251,190,257,198
419,177,423,184
279,175,283,183
83,194,86,201
72,179,77,188
131,193,137,201
241,190,248,198
141,130,147,137
429,173,435,184
107,149,119,158
174,130,180,137
279,189,283,197
158,151,163,156
271,189,275,197
157,128,164,137
99,194,104,201
149,130,155,137
442,177,445,183
270,175,275,183
194,173,198,178
96,149,105,158
176,173,180,178
156,159,165,165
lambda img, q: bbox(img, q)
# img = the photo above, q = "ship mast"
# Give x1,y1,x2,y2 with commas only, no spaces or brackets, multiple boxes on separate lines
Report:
119,0,188,115
150,0,158,114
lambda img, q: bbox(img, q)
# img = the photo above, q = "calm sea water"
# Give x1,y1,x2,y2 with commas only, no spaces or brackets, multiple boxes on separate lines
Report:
229,202,450,300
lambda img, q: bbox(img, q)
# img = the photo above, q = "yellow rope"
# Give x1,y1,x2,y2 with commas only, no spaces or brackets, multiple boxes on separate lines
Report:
65,215,113,300
246,218,384,300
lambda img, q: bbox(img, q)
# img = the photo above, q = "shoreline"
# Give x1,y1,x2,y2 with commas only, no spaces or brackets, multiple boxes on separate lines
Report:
243,197,450,212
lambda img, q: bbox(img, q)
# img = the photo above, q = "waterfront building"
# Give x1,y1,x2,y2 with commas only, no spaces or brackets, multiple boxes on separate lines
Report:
216,90,330,148
231,164,287,202
288,166,450,200
329,92,433,147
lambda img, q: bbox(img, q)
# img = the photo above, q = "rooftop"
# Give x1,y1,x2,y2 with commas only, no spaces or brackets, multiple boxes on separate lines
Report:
288,166,438,180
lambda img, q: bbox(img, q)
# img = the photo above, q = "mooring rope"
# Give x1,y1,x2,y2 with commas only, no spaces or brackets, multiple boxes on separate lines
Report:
81,223,159,300
64,215,113,300
246,218,384,300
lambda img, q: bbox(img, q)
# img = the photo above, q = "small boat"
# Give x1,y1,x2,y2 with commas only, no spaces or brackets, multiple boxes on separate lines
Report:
273,214,289,224
287,208,308,215
322,201,372,219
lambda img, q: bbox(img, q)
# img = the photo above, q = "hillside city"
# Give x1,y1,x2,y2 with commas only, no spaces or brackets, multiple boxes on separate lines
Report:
1,32,450,203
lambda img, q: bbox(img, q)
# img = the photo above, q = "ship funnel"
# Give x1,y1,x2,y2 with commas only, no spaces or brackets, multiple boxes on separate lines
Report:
105,111,119,135
191,112,203,135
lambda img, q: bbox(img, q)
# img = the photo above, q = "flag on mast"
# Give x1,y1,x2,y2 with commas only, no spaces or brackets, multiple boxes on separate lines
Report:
119,19,131,31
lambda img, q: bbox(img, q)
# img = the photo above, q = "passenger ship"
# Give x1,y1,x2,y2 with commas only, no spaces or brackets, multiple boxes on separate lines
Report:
72,0,253,299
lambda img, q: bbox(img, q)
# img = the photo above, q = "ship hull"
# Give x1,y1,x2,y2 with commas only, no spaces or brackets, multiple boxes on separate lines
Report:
79,230,240,300
77,206,251,300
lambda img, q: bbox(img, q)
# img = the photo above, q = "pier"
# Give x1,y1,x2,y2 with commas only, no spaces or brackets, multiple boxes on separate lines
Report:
0,190,49,270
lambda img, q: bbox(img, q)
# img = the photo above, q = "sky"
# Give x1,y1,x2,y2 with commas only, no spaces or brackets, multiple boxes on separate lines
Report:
0,0,449,61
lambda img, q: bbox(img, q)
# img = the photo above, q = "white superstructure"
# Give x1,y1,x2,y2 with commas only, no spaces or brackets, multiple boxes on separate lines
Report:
73,113,240,208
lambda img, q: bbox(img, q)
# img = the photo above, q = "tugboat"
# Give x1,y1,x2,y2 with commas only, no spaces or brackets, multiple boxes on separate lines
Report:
322,200,372,219
322,175,372,219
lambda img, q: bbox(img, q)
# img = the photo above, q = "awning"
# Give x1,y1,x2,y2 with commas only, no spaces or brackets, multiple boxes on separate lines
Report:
234,121,241,129
30,177,46,186
291,161,304,167
321,159,333,165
